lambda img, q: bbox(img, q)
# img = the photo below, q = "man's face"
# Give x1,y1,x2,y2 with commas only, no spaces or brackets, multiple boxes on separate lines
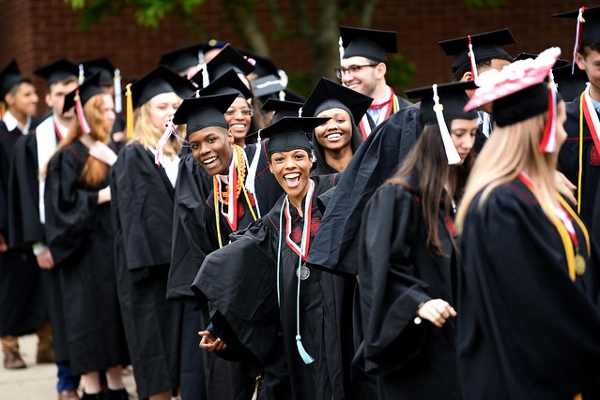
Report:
339,56,380,97
6,82,38,117
576,48,600,98
46,80,78,119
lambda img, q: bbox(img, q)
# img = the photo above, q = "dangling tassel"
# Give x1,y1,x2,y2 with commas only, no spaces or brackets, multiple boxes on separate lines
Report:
539,72,558,153
155,116,175,166
125,83,134,139
468,35,478,81
278,69,288,101
199,49,210,88
573,7,586,75
338,36,345,65
296,335,315,364
74,89,91,134
0,101,5,120
114,68,122,114
257,128,262,143
432,84,461,165
78,64,85,85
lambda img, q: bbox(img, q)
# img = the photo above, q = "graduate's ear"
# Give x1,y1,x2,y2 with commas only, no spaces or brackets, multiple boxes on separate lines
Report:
45,93,53,108
461,71,474,82
575,52,586,71
4,92,15,108
375,62,386,79
226,128,234,144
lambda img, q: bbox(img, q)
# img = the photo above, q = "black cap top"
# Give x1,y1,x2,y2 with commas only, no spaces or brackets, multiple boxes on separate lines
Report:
80,57,116,86
62,72,105,114
514,52,569,69
302,77,373,124
554,6,600,50
553,64,588,102
464,47,561,127
0,60,27,100
159,41,228,74
198,69,253,100
250,75,285,98
405,81,478,126
259,116,331,156
340,26,397,63
206,45,255,82
261,99,303,123
438,29,516,73
129,66,196,108
34,58,79,86
238,49,279,78
173,93,237,138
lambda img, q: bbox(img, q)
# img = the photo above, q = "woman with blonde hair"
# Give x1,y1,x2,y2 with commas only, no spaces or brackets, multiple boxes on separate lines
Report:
110,66,197,400
44,73,129,400
456,48,600,399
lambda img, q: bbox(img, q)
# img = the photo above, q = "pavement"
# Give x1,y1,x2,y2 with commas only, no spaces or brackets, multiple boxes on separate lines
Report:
0,334,138,399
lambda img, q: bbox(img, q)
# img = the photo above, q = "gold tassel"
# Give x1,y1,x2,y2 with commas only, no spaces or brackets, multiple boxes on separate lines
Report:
0,101,5,120
126,83,134,139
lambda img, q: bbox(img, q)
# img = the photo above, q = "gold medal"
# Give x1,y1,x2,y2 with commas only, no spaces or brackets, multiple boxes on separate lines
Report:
575,253,586,276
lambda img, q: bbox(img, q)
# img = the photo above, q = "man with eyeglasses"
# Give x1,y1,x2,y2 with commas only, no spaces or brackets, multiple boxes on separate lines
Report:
337,26,413,139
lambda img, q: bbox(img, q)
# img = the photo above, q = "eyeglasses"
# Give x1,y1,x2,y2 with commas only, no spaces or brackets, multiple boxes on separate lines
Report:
224,108,253,117
334,63,379,79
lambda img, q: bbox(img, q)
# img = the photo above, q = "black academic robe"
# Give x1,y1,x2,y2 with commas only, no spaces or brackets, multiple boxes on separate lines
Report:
8,123,69,362
307,105,421,276
110,143,182,398
358,178,461,400
0,120,47,336
195,175,365,400
44,139,129,375
458,178,600,399
558,96,600,233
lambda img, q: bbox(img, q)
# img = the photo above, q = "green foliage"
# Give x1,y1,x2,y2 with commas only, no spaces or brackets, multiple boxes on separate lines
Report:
385,53,417,95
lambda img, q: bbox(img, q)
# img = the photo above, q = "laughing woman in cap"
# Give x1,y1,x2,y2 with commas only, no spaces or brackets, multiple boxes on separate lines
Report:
109,66,196,400
302,78,371,175
44,73,129,400
358,80,479,399
456,48,600,399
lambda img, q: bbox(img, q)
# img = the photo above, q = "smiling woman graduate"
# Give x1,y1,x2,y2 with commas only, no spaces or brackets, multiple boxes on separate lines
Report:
193,117,370,400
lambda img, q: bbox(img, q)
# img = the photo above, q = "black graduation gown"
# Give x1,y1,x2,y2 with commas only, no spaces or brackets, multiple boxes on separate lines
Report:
358,179,461,399
7,126,69,362
44,139,129,375
110,143,182,398
307,105,421,276
0,120,47,336
458,179,600,399
195,175,365,400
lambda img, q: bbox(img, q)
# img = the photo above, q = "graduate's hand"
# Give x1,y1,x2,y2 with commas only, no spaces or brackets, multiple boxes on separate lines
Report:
417,299,457,328
36,249,55,270
98,186,112,204
198,330,228,352
555,170,577,205
0,233,6,252
89,141,118,166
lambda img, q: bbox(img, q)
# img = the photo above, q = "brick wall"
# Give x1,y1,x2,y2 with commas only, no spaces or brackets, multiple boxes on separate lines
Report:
0,0,590,115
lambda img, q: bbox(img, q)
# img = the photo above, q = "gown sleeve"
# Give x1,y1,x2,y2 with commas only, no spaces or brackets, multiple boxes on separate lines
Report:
358,183,431,372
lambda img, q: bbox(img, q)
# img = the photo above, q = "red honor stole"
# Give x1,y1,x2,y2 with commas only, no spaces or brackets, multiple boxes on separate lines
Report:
358,87,399,139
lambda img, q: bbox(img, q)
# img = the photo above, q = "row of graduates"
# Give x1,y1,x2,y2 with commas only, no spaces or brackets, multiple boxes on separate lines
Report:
3,11,600,400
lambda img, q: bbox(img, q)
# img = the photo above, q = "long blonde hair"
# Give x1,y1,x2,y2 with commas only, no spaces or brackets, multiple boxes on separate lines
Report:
456,109,562,231
132,99,184,158
50,93,112,188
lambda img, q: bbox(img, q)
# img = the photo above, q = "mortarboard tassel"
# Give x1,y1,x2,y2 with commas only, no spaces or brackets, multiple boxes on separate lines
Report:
199,49,209,88
339,36,345,65
114,68,122,114
432,84,461,165
573,7,586,75
278,69,288,101
74,89,91,134
468,35,478,81
125,83,134,139
0,101,5,120
539,73,558,153
78,64,85,85
155,116,175,166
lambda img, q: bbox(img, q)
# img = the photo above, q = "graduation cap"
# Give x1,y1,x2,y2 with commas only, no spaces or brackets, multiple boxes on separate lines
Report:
250,75,286,98
173,93,237,137
465,47,561,152
34,58,79,87
258,116,330,156
340,26,397,63
514,52,569,69
438,29,516,74
405,81,478,164
80,57,117,86
206,45,255,82
553,64,588,102
302,77,373,124
261,99,303,124
159,41,228,75
0,60,28,100
554,6,600,52
62,72,104,114
238,49,280,78
198,69,254,100
128,65,196,108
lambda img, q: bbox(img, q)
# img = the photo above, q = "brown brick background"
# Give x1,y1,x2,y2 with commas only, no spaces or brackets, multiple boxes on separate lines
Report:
0,0,590,116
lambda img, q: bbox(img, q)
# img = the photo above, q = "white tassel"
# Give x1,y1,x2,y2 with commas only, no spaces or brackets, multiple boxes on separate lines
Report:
114,68,122,114
78,64,85,85
296,335,314,364
432,84,460,165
